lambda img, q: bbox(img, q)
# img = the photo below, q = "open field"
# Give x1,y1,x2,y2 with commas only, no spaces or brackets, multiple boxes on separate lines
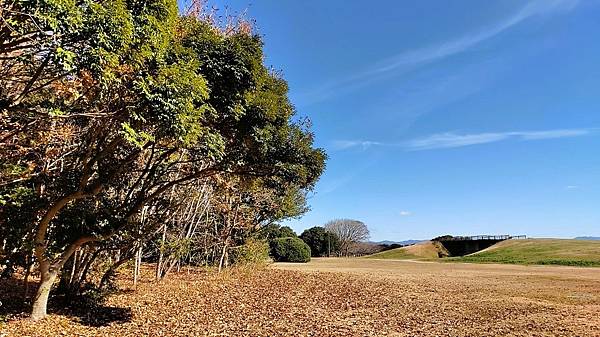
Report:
3,259,600,336
452,239,600,266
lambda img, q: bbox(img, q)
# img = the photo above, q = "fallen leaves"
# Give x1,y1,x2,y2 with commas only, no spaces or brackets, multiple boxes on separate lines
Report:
2,261,600,336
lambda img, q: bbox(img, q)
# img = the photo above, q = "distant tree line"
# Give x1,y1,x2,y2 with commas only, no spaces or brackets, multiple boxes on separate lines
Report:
255,219,377,261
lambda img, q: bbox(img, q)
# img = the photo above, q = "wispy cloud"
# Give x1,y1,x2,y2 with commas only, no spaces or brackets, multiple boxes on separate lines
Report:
331,140,383,151
333,128,593,151
518,129,589,140
406,129,591,150
296,0,578,105
565,185,579,189
399,211,412,216
406,132,509,151
368,0,578,75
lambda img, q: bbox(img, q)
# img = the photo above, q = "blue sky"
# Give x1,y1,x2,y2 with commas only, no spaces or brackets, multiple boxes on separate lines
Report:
188,0,600,241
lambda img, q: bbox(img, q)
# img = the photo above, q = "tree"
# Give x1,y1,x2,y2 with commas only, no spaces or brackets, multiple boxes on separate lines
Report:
300,226,340,257
257,224,297,241
324,219,369,256
2,0,183,319
1,1,326,319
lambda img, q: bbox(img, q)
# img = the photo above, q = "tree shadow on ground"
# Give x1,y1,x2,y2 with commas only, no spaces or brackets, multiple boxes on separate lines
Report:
0,277,29,319
0,277,132,327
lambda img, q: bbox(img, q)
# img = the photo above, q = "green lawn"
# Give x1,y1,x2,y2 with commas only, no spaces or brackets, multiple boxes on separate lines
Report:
451,239,600,267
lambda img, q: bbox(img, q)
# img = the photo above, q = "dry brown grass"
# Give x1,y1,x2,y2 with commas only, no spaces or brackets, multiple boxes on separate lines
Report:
367,241,447,260
2,259,599,336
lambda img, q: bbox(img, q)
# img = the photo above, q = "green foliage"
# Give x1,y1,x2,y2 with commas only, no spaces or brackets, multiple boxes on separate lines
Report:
159,238,193,260
0,0,327,317
121,122,155,148
257,224,297,241
300,226,340,257
432,235,454,242
269,237,311,263
230,238,270,265
278,226,297,238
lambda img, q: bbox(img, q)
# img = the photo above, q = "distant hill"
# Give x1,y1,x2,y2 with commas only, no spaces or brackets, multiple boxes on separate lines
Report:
371,240,423,246
454,239,600,267
575,236,600,241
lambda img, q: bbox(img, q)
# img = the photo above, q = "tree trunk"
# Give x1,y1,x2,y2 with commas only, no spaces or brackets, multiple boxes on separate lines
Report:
30,267,57,320
23,260,33,300
133,246,141,287
78,248,103,289
69,250,78,286
218,243,228,273
156,225,166,280
99,256,129,290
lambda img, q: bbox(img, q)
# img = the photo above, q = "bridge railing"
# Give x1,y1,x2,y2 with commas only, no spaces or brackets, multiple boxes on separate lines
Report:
437,235,527,241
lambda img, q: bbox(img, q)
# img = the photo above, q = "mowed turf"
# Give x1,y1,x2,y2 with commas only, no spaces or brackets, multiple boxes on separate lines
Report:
453,239,600,267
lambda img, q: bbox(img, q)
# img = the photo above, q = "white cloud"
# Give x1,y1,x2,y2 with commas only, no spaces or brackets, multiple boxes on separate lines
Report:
518,129,589,140
296,0,578,105
566,185,579,189
406,129,591,151
405,132,509,151
399,211,412,216
331,140,383,151
369,0,579,75
333,128,593,151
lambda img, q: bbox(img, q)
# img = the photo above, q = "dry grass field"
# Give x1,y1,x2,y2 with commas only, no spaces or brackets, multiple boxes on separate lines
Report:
366,241,447,260
3,259,600,336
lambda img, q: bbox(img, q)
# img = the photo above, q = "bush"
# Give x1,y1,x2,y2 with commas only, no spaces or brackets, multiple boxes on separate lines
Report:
231,238,270,265
269,237,311,263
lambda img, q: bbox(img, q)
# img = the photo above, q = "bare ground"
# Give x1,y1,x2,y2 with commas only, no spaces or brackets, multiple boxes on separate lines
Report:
2,259,599,336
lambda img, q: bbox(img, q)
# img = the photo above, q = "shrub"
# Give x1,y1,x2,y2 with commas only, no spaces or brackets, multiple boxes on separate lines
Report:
231,238,270,265
269,237,311,263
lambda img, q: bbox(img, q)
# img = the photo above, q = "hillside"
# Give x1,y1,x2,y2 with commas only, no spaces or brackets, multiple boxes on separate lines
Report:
453,239,600,267
366,241,448,260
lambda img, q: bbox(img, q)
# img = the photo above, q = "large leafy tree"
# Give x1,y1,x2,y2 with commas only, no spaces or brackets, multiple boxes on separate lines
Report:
0,0,325,320
257,224,298,241
300,226,340,257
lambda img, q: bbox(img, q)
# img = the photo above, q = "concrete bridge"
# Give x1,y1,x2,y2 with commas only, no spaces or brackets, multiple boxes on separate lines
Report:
435,235,526,256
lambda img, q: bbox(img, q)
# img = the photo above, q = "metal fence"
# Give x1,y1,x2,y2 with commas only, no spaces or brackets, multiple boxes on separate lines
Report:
437,235,526,241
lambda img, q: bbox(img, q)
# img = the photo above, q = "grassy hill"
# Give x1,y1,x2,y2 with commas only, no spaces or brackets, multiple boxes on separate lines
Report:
366,241,448,260
452,239,600,267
